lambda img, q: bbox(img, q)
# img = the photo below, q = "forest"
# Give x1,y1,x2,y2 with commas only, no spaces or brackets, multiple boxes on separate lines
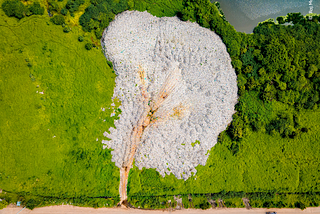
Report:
1,0,320,210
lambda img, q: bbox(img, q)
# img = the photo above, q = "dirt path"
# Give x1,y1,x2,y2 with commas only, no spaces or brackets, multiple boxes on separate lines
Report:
118,66,182,205
118,66,151,205
2,206,320,214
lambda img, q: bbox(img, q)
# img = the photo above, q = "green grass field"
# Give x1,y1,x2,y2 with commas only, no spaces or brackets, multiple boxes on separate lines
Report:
0,10,120,198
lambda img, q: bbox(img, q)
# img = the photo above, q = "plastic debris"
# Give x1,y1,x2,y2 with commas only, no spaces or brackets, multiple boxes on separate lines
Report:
101,11,238,181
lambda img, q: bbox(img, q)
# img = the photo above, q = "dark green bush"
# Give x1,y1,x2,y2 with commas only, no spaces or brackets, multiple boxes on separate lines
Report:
85,43,93,50
29,2,44,15
294,202,306,210
48,0,59,12
63,27,71,33
107,60,113,69
0,200,9,209
66,0,84,13
26,199,40,210
79,0,128,38
78,36,84,42
50,14,65,25
60,8,68,15
276,16,285,24
1,0,26,19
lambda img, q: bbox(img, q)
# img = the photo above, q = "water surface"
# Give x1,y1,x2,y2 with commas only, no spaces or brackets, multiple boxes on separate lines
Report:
216,0,320,33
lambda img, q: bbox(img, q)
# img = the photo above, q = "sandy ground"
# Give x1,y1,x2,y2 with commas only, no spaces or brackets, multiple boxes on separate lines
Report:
2,206,320,214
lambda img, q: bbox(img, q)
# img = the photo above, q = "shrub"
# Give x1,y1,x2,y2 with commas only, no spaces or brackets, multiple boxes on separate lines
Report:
232,59,242,72
66,0,84,13
63,27,71,33
294,202,306,210
95,28,103,39
1,0,26,19
29,2,44,15
0,200,9,210
48,0,59,12
107,60,113,69
25,7,32,16
286,12,305,24
276,16,285,24
85,43,93,50
60,8,68,15
51,14,65,25
78,36,84,42
26,199,36,210
79,0,128,35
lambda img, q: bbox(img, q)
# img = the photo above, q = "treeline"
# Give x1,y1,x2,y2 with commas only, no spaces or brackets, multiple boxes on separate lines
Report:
0,191,119,210
127,191,320,210
79,0,128,39
227,15,320,141
178,0,320,144
78,0,184,40
1,0,44,19
1,0,184,41
48,0,85,20
1,190,318,210
49,0,85,26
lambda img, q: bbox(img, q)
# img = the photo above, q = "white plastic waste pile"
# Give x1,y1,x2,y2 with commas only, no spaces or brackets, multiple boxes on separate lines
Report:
101,11,238,180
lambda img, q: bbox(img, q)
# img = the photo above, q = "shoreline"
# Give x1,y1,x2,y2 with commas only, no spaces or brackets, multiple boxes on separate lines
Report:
214,0,319,33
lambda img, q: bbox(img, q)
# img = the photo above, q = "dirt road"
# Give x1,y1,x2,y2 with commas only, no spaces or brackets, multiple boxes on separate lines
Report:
118,65,183,205
2,206,320,214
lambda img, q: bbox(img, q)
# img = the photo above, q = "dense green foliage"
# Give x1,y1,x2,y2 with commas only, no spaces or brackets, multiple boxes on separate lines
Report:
1,0,320,210
85,42,93,50
28,2,44,15
63,26,71,32
1,0,25,18
0,199,9,210
78,35,84,42
232,16,320,140
249,192,320,209
60,7,68,15
127,191,320,210
0,191,119,210
1,0,44,19
79,0,184,39
48,0,60,12
51,14,66,25
79,0,124,37
65,0,85,13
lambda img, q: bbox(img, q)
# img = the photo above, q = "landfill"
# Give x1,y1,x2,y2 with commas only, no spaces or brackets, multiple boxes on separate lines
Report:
101,11,238,180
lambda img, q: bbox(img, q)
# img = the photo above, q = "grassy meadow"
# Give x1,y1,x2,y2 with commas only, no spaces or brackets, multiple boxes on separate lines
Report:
0,9,120,198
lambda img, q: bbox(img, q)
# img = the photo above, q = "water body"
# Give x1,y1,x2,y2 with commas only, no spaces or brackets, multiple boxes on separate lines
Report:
216,0,320,33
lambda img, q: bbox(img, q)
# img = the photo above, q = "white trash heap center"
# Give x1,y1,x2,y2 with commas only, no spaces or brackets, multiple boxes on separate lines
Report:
101,11,238,180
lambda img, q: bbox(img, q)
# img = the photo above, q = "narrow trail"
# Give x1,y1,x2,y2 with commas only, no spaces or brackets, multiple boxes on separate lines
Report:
118,65,184,206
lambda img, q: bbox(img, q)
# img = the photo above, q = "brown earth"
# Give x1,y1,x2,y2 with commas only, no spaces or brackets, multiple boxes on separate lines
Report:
118,66,182,206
